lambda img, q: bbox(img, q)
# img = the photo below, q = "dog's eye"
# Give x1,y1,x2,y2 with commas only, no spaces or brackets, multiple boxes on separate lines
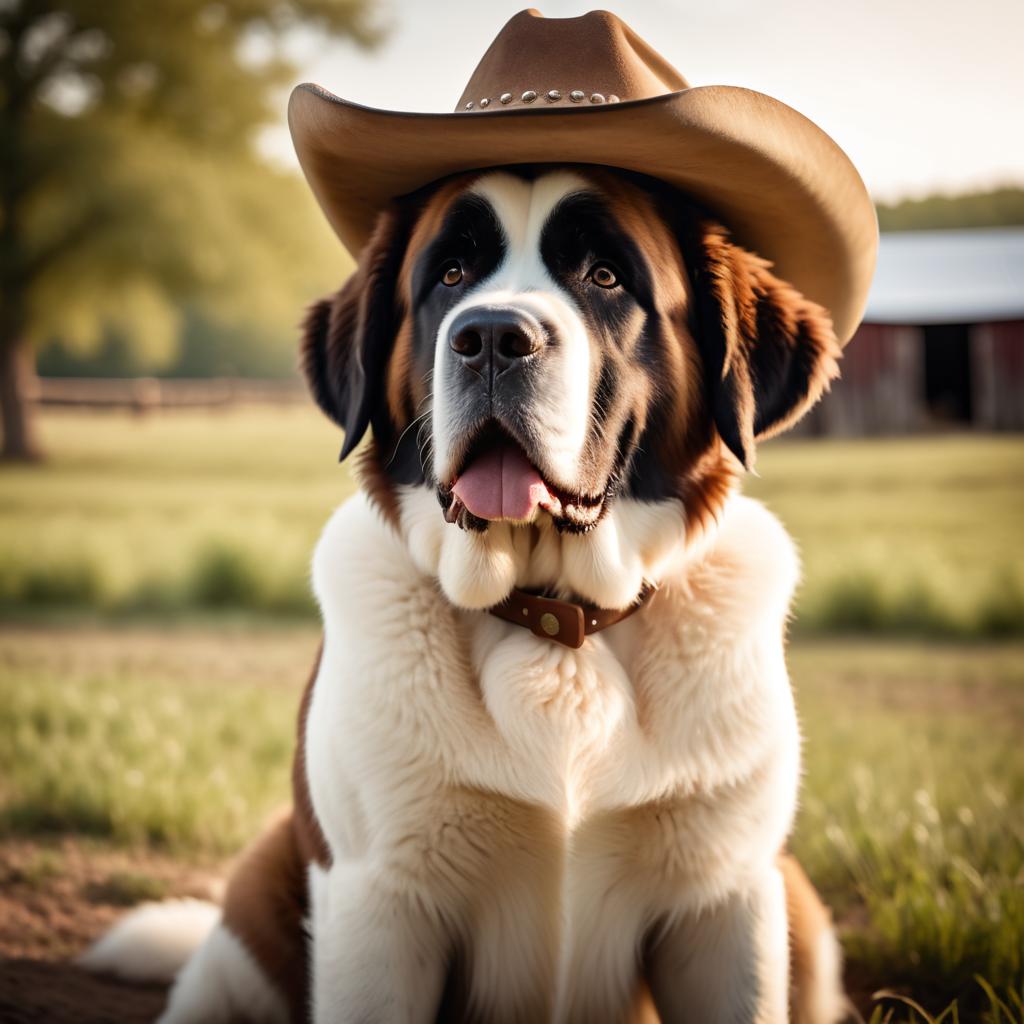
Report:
441,262,464,287
590,263,618,289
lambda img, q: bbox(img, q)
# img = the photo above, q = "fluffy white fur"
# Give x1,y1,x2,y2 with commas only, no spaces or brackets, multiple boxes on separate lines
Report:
80,901,287,1024
158,923,289,1024
77,898,220,983
401,484,694,611
301,489,810,1022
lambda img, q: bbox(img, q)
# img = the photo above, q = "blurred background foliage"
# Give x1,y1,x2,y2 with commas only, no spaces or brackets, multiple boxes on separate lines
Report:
876,185,1024,232
0,0,374,459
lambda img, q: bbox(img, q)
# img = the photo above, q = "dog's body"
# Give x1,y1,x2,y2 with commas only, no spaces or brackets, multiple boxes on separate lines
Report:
85,168,847,1022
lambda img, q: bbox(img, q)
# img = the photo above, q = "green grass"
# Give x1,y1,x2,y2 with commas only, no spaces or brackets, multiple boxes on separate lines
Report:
749,434,1024,637
790,641,1024,1010
1,410,1021,636
1,625,1020,1015
0,408,351,619
0,625,305,852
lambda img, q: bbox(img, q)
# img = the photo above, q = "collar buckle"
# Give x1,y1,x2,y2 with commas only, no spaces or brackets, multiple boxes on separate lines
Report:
488,585,654,648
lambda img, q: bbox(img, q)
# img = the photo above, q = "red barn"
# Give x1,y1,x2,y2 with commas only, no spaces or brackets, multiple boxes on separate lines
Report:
801,228,1024,435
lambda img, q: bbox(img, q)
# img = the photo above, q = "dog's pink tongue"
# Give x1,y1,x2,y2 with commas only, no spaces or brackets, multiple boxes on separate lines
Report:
452,444,551,521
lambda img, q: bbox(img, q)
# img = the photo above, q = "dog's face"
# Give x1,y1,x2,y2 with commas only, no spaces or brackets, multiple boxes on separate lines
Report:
424,170,684,534
304,167,839,609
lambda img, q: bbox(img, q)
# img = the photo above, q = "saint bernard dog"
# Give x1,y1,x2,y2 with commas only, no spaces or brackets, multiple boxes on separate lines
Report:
84,166,848,1023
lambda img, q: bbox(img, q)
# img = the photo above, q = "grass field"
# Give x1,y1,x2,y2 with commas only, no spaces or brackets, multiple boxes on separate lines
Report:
0,409,1022,1019
0,409,1021,636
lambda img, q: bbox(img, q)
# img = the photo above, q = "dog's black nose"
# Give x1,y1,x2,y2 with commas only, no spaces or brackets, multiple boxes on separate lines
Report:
449,307,543,377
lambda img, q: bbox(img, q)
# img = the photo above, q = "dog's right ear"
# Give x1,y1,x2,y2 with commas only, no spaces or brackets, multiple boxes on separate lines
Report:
678,216,841,470
301,205,412,460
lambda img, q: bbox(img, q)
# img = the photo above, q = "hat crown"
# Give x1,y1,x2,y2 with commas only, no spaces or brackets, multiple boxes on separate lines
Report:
456,9,689,112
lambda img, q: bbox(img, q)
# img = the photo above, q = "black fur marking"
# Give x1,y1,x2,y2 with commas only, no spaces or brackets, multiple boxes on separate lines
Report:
538,188,669,504
592,359,618,431
625,398,682,500
340,209,419,461
540,192,654,311
299,201,420,465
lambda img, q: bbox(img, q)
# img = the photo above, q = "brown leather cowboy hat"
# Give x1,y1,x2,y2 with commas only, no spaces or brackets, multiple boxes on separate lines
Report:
289,8,877,344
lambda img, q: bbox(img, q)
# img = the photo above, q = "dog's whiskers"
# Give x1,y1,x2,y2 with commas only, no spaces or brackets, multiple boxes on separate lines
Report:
384,411,432,470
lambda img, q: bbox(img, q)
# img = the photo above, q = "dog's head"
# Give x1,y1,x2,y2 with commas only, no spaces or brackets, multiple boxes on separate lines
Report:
303,167,839,609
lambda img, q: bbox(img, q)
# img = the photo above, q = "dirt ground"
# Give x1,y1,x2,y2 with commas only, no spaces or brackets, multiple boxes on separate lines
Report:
0,839,224,1024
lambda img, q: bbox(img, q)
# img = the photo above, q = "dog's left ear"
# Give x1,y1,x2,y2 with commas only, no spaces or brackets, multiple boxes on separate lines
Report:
682,218,842,469
301,204,413,460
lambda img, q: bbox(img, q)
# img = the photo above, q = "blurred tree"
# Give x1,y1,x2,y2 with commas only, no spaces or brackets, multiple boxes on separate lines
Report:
0,0,374,460
877,186,1024,232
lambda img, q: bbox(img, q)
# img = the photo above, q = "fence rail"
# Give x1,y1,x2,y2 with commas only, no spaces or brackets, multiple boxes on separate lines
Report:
31,377,307,411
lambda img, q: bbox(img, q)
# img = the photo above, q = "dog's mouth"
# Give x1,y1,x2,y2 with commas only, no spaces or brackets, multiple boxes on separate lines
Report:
437,422,607,533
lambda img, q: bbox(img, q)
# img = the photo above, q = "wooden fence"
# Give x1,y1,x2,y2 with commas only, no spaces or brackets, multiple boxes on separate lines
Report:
31,377,307,412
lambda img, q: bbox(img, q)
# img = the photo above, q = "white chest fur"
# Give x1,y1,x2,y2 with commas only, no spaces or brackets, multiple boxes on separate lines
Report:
305,491,802,1018
309,490,799,856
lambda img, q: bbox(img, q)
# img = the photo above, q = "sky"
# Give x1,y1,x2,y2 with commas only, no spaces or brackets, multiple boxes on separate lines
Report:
267,0,1024,202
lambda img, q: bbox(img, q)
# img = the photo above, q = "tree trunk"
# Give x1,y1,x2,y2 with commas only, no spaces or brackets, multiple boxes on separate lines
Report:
0,334,42,462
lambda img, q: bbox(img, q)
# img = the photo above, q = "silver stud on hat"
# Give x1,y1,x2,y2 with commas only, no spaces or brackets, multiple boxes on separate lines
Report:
468,88,615,111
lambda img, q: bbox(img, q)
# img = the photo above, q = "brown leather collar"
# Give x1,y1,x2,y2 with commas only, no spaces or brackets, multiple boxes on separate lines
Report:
489,585,654,649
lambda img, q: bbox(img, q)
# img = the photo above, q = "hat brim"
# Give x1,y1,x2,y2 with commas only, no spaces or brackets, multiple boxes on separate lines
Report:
288,84,877,344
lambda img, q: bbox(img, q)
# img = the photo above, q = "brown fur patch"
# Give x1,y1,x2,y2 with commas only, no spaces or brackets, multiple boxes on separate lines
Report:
590,170,704,459
384,317,417,428
779,851,840,1018
680,217,842,468
383,176,475,431
292,644,330,869
219,646,328,1021
354,438,404,530
221,811,309,1022
397,175,480,306
677,446,739,539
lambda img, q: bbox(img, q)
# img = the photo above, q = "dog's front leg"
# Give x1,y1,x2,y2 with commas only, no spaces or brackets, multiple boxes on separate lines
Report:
312,860,448,1024
646,864,790,1024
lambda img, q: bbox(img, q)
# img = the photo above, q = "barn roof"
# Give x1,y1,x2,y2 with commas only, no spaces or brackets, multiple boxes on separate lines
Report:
864,227,1024,325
